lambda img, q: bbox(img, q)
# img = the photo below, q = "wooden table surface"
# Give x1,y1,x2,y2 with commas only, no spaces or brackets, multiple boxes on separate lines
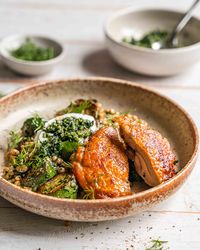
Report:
0,0,200,249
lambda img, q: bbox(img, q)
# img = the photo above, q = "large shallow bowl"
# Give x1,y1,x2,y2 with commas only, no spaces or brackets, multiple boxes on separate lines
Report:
0,78,198,221
105,9,200,76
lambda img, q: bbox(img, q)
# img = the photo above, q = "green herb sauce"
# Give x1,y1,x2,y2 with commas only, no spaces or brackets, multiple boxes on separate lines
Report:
10,38,55,61
122,30,169,49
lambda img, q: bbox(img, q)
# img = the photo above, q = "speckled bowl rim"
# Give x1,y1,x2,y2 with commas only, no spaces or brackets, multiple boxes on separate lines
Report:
104,8,200,54
0,77,199,205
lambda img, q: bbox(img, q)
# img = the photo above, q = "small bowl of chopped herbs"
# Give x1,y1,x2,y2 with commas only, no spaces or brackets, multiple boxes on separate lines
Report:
0,35,65,75
105,8,200,76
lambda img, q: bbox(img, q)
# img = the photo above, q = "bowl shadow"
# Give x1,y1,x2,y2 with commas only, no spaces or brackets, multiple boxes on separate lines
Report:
81,48,172,85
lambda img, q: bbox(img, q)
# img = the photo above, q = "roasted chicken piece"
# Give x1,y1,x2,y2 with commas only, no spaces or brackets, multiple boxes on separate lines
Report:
72,126,131,199
114,115,176,187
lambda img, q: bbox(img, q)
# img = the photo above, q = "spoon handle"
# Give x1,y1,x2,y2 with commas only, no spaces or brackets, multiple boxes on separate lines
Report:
170,0,200,45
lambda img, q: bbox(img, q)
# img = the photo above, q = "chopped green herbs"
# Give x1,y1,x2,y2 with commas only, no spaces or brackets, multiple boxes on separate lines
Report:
57,100,92,116
10,38,55,61
40,117,93,160
146,239,168,250
9,141,35,168
8,131,23,149
122,30,169,49
44,117,93,144
22,114,45,137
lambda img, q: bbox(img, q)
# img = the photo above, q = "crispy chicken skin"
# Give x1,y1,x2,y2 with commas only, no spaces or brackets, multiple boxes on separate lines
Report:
114,115,176,187
72,126,131,199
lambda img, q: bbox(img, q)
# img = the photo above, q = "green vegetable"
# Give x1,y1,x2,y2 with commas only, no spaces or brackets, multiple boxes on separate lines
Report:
122,30,169,49
146,239,168,250
22,115,45,137
51,175,78,199
8,141,35,169
10,38,55,61
39,173,78,199
56,100,92,116
51,188,77,199
21,157,57,190
8,131,23,149
39,173,66,194
61,141,80,160
0,92,4,98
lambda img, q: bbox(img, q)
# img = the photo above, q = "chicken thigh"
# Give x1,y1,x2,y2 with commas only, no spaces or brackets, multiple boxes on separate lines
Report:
72,126,131,199
114,115,176,186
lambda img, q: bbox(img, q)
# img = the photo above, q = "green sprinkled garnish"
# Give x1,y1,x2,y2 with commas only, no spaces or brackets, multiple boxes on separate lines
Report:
57,100,92,116
122,30,169,49
146,239,168,250
8,131,23,149
10,38,55,61
22,114,45,137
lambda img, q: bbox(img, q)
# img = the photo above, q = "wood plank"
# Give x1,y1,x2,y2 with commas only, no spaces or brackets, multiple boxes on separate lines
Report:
0,207,199,250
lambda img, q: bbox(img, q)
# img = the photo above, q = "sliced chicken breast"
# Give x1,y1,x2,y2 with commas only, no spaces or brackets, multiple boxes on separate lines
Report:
72,126,131,199
114,115,176,186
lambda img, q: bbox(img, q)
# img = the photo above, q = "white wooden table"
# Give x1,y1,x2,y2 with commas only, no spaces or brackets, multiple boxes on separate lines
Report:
0,1,200,249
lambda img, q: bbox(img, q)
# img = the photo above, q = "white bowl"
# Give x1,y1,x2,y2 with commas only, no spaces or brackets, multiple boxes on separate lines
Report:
105,9,200,76
0,35,65,76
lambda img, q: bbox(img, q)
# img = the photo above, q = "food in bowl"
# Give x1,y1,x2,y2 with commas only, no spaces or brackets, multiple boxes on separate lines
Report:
3,99,179,200
105,9,200,75
122,30,169,49
10,37,55,61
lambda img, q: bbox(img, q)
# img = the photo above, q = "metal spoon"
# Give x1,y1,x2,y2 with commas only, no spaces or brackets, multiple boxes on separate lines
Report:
151,0,200,50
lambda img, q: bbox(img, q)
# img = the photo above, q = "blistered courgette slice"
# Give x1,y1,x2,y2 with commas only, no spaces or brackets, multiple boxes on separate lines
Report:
39,173,78,199
21,157,57,190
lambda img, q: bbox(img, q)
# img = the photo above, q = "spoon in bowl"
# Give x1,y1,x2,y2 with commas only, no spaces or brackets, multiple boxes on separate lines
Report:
151,0,200,50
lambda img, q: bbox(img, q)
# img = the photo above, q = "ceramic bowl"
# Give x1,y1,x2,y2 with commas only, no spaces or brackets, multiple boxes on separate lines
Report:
0,35,65,76
105,9,200,76
0,77,198,221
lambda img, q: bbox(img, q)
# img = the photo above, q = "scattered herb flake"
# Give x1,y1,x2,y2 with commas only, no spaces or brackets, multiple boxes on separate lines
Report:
146,239,168,250
8,131,23,149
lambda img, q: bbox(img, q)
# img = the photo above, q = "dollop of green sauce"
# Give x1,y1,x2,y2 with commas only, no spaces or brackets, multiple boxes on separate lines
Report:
122,30,169,49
